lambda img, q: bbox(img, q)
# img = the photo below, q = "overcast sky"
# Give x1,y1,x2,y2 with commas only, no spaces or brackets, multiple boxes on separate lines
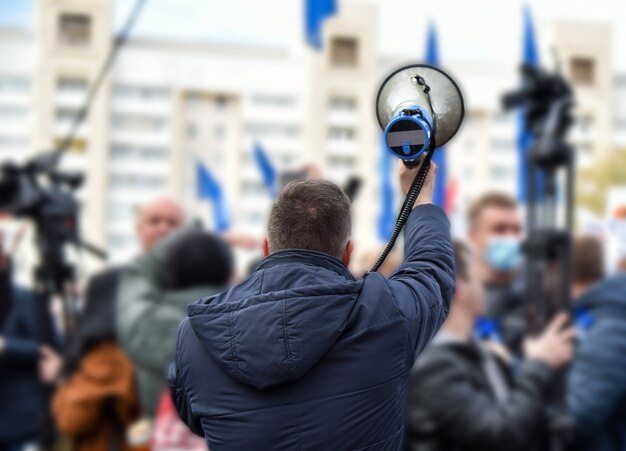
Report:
1,0,625,70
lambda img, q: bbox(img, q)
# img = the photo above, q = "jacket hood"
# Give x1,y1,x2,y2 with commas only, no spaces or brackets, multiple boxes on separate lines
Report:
187,250,361,390
576,274,626,312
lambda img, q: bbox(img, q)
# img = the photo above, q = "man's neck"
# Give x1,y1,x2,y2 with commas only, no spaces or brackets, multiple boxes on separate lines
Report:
440,310,474,342
478,259,515,285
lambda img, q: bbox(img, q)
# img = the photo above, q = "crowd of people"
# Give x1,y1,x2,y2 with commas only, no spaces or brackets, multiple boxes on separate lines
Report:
1,163,626,451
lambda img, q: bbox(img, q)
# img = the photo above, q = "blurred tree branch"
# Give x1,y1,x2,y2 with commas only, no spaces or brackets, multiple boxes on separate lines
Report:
576,148,626,215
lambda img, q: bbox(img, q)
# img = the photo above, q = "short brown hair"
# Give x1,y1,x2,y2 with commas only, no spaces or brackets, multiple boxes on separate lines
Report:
267,179,351,258
467,192,517,230
454,240,471,281
572,235,604,284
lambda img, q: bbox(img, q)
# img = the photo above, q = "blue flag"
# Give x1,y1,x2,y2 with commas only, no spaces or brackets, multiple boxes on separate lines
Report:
196,162,231,232
254,143,277,198
378,138,395,242
425,23,446,209
304,0,337,49
517,7,539,202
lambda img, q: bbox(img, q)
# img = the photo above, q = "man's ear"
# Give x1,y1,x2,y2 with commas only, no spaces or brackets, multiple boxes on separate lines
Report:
262,238,270,257
342,240,354,266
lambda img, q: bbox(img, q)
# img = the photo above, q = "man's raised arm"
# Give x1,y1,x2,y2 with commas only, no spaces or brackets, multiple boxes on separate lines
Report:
387,162,456,357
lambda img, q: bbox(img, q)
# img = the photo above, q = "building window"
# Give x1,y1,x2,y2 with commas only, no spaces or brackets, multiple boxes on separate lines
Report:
251,94,296,108
113,85,170,100
578,115,593,132
330,37,358,68
112,114,166,131
57,77,88,94
570,57,595,86
215,95,229,110
214,125,226,140
0,106,27,118
491,139,514,153
110,174,166,190
328,126,356,141
187,124,197,138
329,96,356,112
58,13,91,47
491,165,512,180
328,155,356,168
110,145,167,160
0,77,30,93
0,135,28,148
56,107,80,122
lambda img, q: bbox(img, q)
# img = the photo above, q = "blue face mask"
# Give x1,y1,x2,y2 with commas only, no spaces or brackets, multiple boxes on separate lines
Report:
485,237,523,273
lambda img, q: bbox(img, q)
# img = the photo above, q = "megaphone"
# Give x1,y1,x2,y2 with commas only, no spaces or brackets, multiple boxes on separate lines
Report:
370,64,465,273
376,64,464,164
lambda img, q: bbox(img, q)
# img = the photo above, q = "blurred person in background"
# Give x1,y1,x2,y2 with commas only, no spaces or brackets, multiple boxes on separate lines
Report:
0,229,45,451
169,163,456,450
117,226,234,420
405,241,576,451
467,193,525,353
135,197,185,253
51,269,140,451
567,235,626,451
350,247,401,278
617,254,626,273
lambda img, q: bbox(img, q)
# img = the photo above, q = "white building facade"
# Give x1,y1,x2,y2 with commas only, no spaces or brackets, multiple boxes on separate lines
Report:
0,0,624,278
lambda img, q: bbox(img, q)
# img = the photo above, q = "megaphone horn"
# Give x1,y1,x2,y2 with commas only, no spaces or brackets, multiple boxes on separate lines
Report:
376,64,465,164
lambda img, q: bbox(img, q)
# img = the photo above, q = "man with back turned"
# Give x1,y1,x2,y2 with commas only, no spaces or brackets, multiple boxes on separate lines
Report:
169,163,455,450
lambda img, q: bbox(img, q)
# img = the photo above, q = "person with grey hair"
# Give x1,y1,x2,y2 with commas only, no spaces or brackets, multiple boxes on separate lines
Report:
169,163,456,450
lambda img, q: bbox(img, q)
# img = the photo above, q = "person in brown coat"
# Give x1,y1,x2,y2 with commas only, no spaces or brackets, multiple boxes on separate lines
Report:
51,269,142,451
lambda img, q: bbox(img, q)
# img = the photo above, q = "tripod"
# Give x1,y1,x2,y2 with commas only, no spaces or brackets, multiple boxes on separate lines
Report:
524,96,576,451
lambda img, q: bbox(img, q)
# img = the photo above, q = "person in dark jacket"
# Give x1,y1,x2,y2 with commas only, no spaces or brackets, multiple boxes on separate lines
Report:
169,163,455,450
405,241,576,451
567,236,626,451
0,237,43,450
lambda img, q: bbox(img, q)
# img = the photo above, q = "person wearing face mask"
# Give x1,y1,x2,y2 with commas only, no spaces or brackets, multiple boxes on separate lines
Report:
467,193,525,354
405,241,576,451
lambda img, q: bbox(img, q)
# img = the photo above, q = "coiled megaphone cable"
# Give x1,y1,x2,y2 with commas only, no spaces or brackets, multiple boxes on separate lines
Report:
370,146,436,273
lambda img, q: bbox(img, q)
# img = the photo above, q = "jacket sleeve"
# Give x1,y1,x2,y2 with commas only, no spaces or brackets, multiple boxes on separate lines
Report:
116,238,196,376
386,204,455,357
567,314,626,443
1,289,40,362
2,336,39,361
407,353,553,451
168,319,204,437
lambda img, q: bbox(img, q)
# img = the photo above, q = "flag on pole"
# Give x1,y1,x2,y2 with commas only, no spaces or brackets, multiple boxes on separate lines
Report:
424,22,447,209
253,142,278,198
517,7,539,202
304,0,337,50
196,162,231,232
378,138,395,242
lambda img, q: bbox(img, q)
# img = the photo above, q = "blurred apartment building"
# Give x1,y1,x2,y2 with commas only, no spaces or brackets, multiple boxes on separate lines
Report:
0,0,625,272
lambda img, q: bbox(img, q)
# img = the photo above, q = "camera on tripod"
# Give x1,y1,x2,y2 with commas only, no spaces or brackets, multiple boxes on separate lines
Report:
503,64,574,167
0,152,81,251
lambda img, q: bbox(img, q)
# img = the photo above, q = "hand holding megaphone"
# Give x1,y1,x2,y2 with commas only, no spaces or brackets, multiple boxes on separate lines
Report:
399,158,437,207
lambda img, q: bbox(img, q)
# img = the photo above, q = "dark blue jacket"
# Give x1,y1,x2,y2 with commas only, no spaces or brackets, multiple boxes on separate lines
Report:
0,287,43,442
169,204,455,450
567,274,626,451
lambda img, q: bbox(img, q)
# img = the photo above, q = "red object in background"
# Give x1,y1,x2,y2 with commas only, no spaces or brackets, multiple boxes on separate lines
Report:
152,391,207,451
444,176,459,214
